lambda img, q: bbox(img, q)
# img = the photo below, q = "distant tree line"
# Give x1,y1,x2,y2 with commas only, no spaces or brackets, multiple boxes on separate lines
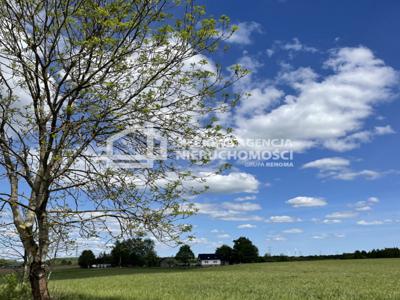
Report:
0,258,21,268
261,248,400,263
77,236,400,268
216,240,400,264
78,238,200,268
78,238,159,268
0,257,76,268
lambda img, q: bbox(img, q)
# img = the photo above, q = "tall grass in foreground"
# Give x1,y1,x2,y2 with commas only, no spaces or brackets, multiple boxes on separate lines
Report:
49,259,400,300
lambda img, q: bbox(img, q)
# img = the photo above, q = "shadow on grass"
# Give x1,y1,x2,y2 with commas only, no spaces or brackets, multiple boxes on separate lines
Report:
50,266,202,281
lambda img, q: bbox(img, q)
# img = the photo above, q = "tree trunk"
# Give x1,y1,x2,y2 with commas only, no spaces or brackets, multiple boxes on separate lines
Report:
29,261,50,300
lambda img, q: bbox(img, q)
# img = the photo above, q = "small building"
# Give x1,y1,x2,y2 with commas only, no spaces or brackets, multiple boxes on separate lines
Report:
160,257,178,268
198,254,221,266
91,263,112,268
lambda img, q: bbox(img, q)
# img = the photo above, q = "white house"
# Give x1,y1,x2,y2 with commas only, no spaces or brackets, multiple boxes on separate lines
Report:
91,263,112,268
198,254,221,266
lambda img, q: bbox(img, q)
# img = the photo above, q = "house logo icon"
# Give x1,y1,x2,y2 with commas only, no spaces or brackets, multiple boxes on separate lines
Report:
103,124,167,169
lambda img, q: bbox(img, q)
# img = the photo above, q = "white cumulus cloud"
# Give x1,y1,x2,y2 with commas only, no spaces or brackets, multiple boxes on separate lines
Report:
286,196,327,207
188,172,259,194
233,46,398,153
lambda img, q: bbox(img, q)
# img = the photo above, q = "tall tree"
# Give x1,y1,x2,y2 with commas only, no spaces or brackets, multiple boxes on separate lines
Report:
78,250,95,268
96,252,112,265
111,238,158,267
0,1,245,299
232,237,259,263
175,245,194,265
111,240,130,267
215,244,233,264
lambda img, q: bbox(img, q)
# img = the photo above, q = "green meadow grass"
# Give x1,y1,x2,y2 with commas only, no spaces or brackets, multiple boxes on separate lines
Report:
47,259,400,299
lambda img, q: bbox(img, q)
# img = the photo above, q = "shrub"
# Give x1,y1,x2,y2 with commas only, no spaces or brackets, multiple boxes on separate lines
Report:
0,273,31,300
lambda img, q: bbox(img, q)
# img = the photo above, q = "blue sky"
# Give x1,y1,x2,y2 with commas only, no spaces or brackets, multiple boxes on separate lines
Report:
153,0,400,257
2,0,399,260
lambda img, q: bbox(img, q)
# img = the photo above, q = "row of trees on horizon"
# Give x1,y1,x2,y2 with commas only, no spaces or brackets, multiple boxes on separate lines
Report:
77,236,400,268
78,237,259,268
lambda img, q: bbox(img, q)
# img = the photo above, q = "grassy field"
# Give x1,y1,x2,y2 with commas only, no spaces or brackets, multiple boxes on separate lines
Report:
47,259,400,300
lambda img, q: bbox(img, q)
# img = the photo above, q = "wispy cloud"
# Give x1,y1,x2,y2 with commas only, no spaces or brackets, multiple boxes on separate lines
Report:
226,22,263,45
222,202,262,212
234,195,257,202
302,157,350,170
325,211,358,219
322,219,342,224
281,38,318,54
237,224,257,229
302,157,392,181
266,216,301,223
352,197,379,211
266,234,287,241
312,233,345,239
282,228,303,234
356,218,394,226
267,38,318,58
312,234,328,239
357,220,384,226
217,233,231,239
193,202,263,222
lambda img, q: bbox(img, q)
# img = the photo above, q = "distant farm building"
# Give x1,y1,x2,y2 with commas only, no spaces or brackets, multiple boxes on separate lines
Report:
91,263,112,268
198,254,221,266
160,258,178,268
